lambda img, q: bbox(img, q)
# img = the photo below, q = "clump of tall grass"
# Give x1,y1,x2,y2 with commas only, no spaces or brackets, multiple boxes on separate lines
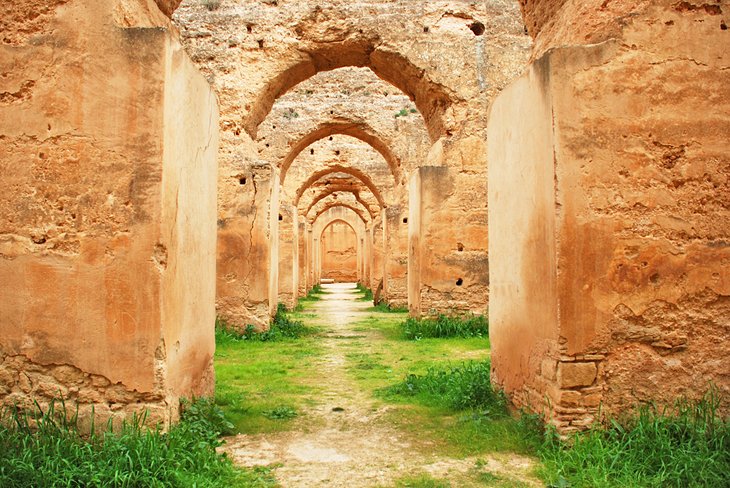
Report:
369,302,409,313
384,359,506,412
356,282,374,302
298,284,323,302
401,313,488,339
0,397,275,487
539,387,730,488
215,305,314,344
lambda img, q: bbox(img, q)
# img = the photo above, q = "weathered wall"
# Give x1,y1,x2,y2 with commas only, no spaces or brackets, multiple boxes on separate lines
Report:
277,204,297,309
488,58,559,414
173,0,532,316
321,222,359,282
0,0,218,425
409,164,489,316
490,1,730,431
217,164,278,328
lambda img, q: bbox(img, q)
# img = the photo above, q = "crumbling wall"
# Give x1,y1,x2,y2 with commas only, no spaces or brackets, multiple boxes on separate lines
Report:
0,0,218,426
173,0,532,315
217,163,278,329
490,0,730,431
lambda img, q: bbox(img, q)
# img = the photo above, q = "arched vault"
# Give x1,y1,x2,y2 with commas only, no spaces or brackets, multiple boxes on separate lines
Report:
280,123,403,184
294,164,386,208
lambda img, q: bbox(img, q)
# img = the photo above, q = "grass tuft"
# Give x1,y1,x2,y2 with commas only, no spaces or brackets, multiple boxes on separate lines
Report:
539,387,730,488
298,284,323,302
0,397,276,487
382,359,504,412
356,282,374,302
368,302,409,313
401,314,489,339
215,305,315,344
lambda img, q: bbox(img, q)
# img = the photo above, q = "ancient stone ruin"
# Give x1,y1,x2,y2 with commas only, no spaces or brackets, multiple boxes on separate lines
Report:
1,0,727,432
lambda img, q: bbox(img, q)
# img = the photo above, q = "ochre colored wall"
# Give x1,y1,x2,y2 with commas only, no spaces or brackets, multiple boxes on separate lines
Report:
321,222,359,282
0,0,218,427
489,2,730,431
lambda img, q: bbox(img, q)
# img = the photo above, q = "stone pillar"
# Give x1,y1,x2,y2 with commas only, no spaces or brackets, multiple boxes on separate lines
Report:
0,1,218,427
385,206,408,308
217,163,279,329
408,171,422,316
277,202,297,310
371,216,385,296
488,6,730,431
410,166,485,315
297,219,307,297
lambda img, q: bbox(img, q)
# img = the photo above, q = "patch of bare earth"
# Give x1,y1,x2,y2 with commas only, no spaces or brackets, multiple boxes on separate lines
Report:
220,283,542,487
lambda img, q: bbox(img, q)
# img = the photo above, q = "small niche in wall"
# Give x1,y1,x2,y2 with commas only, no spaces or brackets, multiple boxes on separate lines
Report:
469,21,485,36
457,242,464,252
456,278,463,286
278,214,283,221
402,217,408,224
239,177,247,185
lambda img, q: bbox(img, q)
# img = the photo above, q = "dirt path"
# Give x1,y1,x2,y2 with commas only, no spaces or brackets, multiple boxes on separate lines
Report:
221,284,541,487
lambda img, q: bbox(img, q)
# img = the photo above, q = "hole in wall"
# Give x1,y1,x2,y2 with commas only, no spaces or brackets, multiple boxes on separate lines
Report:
469,21,485,36
456,278,463,286
650,273,660,284
328,136,333,141
722,21,728,30
272,125,276,129
402,217,408,224
278,214,283,221
247,24,253,33
457,242,464,252
265,143,270,147
239,177,247,185
310,148,314,155
257,39,264,48
335,150,340,156
423,26,429,33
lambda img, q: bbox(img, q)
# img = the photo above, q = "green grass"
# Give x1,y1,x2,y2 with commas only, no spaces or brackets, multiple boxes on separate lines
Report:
368,302,409,313
394,474,451,487
215,304,315,343
382,360,504,411
214,302,323,434
0,397,276,487
538,388,730,488
356,282,374,302
379,359,543,456
298,284,323,302
401,314,488,340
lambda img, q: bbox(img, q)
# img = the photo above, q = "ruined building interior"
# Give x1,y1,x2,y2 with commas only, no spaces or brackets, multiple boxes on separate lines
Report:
0,0,728,478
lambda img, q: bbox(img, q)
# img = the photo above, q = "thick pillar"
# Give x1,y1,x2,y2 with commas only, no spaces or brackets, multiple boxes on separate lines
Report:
217,164,279,329
277,203,297,309
0,1,218,426
385,206,408,308
489,5,730,431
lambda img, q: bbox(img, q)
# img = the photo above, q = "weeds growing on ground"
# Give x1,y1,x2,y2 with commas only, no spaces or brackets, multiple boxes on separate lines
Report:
539,387,730,488
299,284,323,302
215,304,314,343
356,282,374,302
383,359,504,411
0,397,276,487
368,302,409,313
401,314,488,339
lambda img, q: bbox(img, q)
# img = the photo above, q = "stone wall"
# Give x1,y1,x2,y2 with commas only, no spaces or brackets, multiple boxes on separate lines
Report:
321,221,359,283
0,0,218,426
489,0,730,431
172,0,531,316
